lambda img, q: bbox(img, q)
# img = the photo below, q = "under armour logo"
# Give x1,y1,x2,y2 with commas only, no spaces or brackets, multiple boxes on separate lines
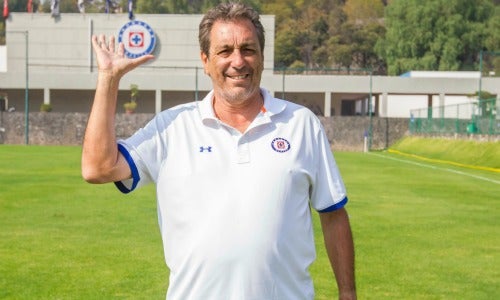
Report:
199,146,213,153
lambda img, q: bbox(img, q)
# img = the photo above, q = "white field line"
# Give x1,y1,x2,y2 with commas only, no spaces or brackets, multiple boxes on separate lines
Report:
370,152,500,185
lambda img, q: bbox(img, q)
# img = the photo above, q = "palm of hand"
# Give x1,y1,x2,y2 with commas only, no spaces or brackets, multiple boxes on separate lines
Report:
92,34,154,78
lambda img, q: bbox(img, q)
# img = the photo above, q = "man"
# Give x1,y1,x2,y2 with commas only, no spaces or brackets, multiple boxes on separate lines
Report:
82,2,356,299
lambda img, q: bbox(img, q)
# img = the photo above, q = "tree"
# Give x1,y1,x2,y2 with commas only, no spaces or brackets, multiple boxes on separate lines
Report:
271,0,349,69
295,6,330,68
135,0,260,14
1,0,41,44
274,22,302,68
344,0,384,24
136,0,169,14
485,5,500,50
0,22,5,45
329,0,385,71
2,0,41,13
376,0,497,75
483,5,500,77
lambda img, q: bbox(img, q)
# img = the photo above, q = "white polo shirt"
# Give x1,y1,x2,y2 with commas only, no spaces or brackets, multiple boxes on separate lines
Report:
116,89,348,300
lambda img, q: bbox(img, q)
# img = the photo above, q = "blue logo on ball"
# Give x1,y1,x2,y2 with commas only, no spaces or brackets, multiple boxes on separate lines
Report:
118,20,156,58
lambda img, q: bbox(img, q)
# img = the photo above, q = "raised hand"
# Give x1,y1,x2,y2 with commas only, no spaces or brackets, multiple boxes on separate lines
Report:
82,34,154,184
91,34,154,79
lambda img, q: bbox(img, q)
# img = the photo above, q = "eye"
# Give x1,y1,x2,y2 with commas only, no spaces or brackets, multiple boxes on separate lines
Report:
217,48,232,57
242,48,256,55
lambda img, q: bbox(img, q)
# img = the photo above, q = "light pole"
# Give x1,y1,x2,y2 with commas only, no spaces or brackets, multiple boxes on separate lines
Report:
479,50,483,101
368,69,373,152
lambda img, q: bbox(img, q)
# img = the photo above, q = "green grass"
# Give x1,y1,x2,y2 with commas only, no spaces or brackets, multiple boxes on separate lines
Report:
0,146,167,299
1,145,499,299
323,151,499,299
390,136,500,169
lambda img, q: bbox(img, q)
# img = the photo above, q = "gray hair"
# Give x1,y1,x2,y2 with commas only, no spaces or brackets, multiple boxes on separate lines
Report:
199,2,265,56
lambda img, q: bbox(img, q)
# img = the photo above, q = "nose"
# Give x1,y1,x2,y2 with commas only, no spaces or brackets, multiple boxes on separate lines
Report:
230,50,245,69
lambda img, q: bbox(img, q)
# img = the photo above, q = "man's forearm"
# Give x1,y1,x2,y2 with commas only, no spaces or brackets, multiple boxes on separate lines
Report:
320,208,356,300
81,73,122,183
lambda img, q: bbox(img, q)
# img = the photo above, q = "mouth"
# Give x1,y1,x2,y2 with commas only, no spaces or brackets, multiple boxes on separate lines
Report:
226,74,250,80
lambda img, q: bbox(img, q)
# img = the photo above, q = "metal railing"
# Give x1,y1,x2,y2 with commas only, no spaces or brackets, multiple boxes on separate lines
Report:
409,98,499,135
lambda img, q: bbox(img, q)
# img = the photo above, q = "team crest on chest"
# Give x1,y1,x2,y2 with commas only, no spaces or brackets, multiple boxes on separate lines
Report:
271,138,291,153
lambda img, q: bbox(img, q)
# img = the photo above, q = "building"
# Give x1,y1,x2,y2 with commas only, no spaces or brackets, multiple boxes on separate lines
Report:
1,13,499,118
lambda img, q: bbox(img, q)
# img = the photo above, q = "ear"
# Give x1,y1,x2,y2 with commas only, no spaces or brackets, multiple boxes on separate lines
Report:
200,51,210,75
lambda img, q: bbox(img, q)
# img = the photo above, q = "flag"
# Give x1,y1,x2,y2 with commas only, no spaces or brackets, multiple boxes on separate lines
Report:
50,0,59,17
78,0,85,13
128,0,133,20
2,0,8,18
105,0,110,13
27,0,32,13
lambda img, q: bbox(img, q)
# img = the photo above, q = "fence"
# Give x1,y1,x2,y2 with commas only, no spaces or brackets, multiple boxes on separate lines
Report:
0,112,409,151
409,98,499,135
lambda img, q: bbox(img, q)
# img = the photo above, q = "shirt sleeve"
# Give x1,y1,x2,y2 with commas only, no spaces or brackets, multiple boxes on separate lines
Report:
113,117,166,193
309,122,348,212
114,143,141,193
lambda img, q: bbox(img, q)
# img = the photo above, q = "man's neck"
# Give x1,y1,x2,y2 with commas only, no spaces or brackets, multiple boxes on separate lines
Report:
212,93,264,133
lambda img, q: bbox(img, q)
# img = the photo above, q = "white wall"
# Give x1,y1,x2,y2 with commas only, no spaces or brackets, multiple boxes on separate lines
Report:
0,46,6,72
385,95,479,118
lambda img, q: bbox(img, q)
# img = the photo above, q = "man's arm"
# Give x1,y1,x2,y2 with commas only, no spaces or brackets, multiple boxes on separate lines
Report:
319,207,357,300
81,34,153,184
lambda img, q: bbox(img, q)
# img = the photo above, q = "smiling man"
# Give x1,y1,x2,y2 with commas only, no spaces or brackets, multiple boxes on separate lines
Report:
200,12,265,133
82,2,356,300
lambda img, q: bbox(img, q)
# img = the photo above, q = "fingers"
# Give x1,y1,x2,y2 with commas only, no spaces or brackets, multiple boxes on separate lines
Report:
91,33,155,75
117,42,125,56
98,34,109,51
92,34,155,62
91,35,100,50
91,34,105,51
91,34,115,53
108,36,116,53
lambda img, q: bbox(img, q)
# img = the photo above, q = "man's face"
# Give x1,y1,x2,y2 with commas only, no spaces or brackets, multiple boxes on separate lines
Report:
201,19,264,104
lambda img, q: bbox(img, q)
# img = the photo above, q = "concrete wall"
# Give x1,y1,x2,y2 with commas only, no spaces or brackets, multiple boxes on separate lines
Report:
0,111,409,151
320,116,409,151
2,13,274,90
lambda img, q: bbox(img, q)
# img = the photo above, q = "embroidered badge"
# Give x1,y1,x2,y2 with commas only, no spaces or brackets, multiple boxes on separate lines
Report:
271,138,291,153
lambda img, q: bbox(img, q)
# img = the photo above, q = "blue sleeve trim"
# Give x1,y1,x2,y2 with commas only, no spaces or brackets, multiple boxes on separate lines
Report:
114,144,140,194
318,196,348,213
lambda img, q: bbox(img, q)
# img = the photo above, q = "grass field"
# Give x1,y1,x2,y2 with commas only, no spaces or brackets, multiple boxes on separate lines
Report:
1,143,499,299
390,136,500,170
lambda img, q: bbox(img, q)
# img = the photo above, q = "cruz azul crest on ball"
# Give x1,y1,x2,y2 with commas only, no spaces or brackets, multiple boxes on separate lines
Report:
118,20,156,59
